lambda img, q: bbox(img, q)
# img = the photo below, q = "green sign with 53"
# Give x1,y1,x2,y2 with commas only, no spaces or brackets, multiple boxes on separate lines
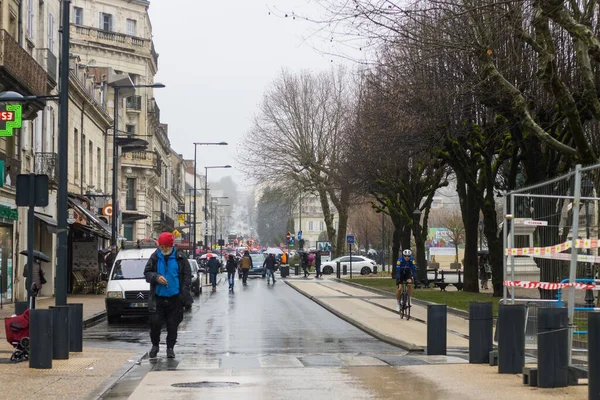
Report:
0,104,22,137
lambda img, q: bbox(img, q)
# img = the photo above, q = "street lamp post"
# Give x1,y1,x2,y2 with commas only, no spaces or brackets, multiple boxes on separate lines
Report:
110,82,165,245
192,142,227,256
203,165,231,252
211,198,229,249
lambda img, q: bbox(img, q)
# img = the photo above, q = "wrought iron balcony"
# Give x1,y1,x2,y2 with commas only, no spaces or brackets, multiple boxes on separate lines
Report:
153,211,174,230
126,95,142,111
0,30,47,96
34,152,58,187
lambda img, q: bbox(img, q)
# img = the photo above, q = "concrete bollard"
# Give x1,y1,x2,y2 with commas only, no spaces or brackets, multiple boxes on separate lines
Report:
29,309,53,369
342,264,347,275
497,304,526,374
50,306,70,360
589,312,600,399
68,303,83,352
427,304,447,355
15,301,28,315
469,302,493,364
373,265,378,274
538,307,568,388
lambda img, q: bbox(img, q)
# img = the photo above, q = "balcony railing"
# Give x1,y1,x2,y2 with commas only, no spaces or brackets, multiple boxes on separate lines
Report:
34,152,58,186
153,211,174,230
126,198,136,210
73,25,152,53
126,95,142,111
121,151,161,175
151,41,159,67
0,30,47,95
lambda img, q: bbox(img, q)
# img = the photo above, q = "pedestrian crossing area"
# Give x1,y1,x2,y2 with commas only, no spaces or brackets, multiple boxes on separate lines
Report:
145,351,470,371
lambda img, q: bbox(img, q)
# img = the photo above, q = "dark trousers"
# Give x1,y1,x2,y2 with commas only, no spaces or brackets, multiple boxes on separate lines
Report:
315,265,321,277
150,295,183,348
302,265,309,277
242,269,249,284
210,272,218,287
227,271,235,287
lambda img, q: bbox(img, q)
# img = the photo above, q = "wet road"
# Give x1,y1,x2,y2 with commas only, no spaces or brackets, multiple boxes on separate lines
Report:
87,275,472,399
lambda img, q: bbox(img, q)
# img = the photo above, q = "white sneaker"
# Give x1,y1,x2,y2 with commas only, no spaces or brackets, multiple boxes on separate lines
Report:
396,303,400,312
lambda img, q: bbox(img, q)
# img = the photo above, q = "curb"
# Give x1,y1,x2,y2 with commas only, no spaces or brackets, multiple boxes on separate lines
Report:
87,350,147,400
84,311,107,329
333,278,471,319
285,279,424,352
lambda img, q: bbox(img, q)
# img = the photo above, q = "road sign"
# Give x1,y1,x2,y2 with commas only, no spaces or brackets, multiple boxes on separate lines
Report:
286,231,291,241
289,236,295,247
178,213,185,224
346,235,355,244
298,231,302,240
102,204,113,217
0,104,22,137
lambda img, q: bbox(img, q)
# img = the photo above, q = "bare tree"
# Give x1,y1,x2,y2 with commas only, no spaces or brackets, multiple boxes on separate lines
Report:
239,67,357,256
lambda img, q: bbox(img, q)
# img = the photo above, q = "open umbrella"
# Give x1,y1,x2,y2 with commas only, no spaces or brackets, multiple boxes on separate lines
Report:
200,253,216,259
20,249,50,262
266,247,283,255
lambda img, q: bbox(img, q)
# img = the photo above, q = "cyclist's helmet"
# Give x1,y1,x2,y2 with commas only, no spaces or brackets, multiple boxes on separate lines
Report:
402,249,412,257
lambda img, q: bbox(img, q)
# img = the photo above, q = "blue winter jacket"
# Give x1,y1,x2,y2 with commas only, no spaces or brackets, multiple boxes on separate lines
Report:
395,256,417,282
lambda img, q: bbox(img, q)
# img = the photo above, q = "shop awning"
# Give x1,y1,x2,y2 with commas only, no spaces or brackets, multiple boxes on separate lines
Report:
122,211,148,222
35,212,58,234
69,198,112,239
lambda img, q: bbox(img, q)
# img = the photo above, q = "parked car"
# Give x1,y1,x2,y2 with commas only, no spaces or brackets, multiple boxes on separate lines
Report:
188,259,202,296
321,255,377,275
238,253,266,278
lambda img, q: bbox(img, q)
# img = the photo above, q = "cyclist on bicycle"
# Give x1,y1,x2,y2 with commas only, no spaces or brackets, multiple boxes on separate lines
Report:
396,249,417,311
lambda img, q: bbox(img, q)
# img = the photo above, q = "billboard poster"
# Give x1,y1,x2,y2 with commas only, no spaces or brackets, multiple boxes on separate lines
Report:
427,228,456,248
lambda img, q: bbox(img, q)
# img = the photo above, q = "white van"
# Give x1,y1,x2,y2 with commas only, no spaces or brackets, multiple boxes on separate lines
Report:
105,247,157,324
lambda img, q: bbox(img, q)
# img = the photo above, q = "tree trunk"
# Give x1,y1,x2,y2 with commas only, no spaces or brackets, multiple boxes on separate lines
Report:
335,206,349,259
482,204,503,297
463,208,480,293
413,222,427,282
317,187,337,256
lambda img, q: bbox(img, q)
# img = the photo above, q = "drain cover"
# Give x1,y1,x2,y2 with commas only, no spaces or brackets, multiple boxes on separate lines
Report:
171,381,239,388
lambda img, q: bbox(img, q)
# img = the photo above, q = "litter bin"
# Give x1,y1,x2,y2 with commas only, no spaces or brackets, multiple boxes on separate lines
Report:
280,266,289,278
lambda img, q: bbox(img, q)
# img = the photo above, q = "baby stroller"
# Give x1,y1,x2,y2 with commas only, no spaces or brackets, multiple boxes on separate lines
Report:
4,309,30,362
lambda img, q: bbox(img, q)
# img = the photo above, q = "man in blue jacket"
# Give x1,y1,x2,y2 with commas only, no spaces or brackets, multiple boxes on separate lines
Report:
144,232,192,359
207,255,220,292
395,249,417,311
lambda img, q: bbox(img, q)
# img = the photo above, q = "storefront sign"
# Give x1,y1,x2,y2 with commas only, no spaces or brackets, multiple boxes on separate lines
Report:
0,104,22,137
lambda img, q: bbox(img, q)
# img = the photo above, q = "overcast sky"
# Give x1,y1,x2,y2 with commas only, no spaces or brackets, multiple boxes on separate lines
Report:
148,1,340,190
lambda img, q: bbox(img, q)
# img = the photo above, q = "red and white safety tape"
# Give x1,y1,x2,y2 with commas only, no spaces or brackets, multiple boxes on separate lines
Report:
504,280,596,290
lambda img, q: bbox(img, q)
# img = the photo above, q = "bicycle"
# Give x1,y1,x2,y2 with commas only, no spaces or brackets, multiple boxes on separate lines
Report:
398,281,411,320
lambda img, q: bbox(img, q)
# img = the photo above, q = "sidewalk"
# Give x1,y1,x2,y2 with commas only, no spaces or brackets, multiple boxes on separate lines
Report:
0,294,141,400
284,277,587,399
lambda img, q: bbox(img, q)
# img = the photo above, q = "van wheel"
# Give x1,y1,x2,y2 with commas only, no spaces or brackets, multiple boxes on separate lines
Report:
107,314,120,324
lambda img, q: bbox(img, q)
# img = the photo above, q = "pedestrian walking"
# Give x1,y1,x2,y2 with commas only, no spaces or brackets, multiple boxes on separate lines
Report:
315,250,322,278
207,255,220,292
263,253,277,284
23,260,46,308
105,245,117,273
301,251,309,278
226,255,237,291
240,250,252,285
144,232,192,359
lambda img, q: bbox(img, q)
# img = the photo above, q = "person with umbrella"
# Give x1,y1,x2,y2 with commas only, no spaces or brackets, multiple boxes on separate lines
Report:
20,250,49,308
206,253,220,292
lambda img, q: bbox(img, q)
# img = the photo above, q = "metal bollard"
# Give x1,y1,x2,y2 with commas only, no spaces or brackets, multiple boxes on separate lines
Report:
30,309,53,369
469,302,493,363
497,304,526,374
68,303,83,352
373,265,378,274
589,312,600,399
538,307,568,388
50,306,70,360
342,264,347,275
294,265,299,275
336,262,341,278
427,304,447,355
15,301,28,315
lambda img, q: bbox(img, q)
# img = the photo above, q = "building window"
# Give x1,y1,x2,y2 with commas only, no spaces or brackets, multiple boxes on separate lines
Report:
97,147,102,189
126,124,135,138
319,221,324,232
27,0,34,39
99,12,113,31
47,13,55,52
126,19,136,36
123,222,134,241
73,7,83,25
81,134,86,183
73,129,79,180
308,221,314,232
126,178,136,210
88,140,93,188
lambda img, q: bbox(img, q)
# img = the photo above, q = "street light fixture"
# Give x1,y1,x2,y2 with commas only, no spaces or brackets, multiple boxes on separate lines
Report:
204,165,231,252
110,82,165,245
192,142,228,256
